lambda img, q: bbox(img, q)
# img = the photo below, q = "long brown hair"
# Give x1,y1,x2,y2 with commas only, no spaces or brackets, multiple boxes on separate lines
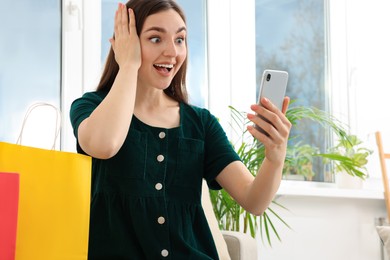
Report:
97,0,188,104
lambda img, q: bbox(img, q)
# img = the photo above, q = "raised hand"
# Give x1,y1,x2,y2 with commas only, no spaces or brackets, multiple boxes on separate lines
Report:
109,3,141,70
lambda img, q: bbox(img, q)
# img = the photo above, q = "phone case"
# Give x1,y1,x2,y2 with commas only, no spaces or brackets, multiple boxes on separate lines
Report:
258,70,289,110
255,70,288,135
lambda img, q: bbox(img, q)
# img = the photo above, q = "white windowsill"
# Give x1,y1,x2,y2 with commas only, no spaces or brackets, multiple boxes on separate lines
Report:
277,179,385,200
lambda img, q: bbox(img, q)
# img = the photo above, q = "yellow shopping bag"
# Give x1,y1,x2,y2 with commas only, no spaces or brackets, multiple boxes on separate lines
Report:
0,142,91,260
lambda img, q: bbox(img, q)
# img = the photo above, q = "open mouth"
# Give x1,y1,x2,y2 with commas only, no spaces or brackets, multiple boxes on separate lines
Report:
154,64,174,73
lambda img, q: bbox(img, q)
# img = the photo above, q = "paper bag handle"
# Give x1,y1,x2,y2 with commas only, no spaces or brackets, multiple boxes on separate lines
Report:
16,102,62,150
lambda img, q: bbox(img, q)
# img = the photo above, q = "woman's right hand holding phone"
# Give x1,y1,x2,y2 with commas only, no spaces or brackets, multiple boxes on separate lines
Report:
109,3,141,70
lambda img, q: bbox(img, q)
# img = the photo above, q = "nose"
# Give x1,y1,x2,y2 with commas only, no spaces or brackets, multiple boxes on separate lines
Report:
163,40,177,57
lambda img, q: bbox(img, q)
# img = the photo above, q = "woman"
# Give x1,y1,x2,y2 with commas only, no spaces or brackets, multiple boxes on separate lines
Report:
70,0,291,259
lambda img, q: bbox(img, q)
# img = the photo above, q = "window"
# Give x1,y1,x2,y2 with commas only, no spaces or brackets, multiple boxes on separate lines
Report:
255,0,329,181
100,0,208,107
0,1,61,148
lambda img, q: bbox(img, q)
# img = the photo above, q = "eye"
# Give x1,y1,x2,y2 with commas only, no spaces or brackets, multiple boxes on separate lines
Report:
176,37,185,44
150,37,161,43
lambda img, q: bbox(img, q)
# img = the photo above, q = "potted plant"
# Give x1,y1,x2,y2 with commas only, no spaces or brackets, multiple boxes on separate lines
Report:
284,105,372,182
283,142,319,181
317,134,373,188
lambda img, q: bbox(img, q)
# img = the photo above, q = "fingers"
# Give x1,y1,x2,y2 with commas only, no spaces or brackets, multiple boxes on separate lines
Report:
258,97,278,113
119,3,129,35
113,3,130,40
129,8,136,34
257,96,290,116
111,4,137,55
248,108,278,139
113,6,120,41
116,3,129,35
281,96,290,114
110,3,141,69
247,97,291,141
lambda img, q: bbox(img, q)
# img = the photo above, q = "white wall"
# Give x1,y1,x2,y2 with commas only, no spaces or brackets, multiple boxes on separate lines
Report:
258,193,387,260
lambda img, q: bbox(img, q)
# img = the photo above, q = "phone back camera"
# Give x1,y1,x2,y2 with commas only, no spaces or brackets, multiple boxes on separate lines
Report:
266,73,271,81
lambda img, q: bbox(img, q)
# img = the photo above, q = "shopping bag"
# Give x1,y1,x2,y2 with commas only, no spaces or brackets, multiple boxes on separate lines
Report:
0,172,19,260
0,102,91,259
15,102,62,150
0,142,91,260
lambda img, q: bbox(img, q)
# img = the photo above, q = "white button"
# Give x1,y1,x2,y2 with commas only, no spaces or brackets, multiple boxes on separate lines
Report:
155,183,163,190
157,216,165,224
161,249,169,257
159,132,166,139
157,154,164,162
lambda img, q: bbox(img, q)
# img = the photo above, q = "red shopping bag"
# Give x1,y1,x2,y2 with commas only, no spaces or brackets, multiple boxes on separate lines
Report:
0,172,19,260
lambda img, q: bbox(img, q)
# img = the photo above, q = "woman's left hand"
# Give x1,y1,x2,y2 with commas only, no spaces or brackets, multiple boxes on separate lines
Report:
109,4,141,70
247,96,292,164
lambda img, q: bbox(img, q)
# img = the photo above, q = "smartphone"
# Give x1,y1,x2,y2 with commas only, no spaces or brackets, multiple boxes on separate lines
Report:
255,69,289,135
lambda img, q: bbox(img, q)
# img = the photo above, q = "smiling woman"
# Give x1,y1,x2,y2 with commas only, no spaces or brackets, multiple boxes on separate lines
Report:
69,0,292,259
69,1,238,258
101,0,208,107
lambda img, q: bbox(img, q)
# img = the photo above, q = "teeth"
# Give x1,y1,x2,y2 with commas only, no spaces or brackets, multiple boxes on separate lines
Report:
154,64,174,69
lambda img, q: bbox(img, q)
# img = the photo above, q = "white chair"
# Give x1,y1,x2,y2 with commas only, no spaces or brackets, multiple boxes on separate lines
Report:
201,180,258,260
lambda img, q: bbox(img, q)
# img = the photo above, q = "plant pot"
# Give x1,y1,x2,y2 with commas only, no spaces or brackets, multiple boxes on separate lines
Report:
283,174,306,181
335,171,363,189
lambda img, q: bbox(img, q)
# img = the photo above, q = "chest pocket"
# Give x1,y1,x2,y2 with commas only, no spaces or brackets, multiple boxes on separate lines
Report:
173,138,205,187
107,129,147,180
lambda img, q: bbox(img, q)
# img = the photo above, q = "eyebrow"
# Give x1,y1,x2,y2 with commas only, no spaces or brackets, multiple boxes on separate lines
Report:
144,26,187,34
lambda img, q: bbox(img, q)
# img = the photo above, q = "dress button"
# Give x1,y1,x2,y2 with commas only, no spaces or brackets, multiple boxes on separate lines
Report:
157,216,165,224
161,249,169,257
155,183,163,190
157,154,165,162
159,132,166,139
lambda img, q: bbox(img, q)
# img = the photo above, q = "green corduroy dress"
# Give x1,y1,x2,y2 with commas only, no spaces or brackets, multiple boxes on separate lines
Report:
70,91,240,259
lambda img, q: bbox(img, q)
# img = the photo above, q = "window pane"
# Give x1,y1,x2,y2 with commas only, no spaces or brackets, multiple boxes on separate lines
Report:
256,0,329,181
101,0,208,107
0,1,61,145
